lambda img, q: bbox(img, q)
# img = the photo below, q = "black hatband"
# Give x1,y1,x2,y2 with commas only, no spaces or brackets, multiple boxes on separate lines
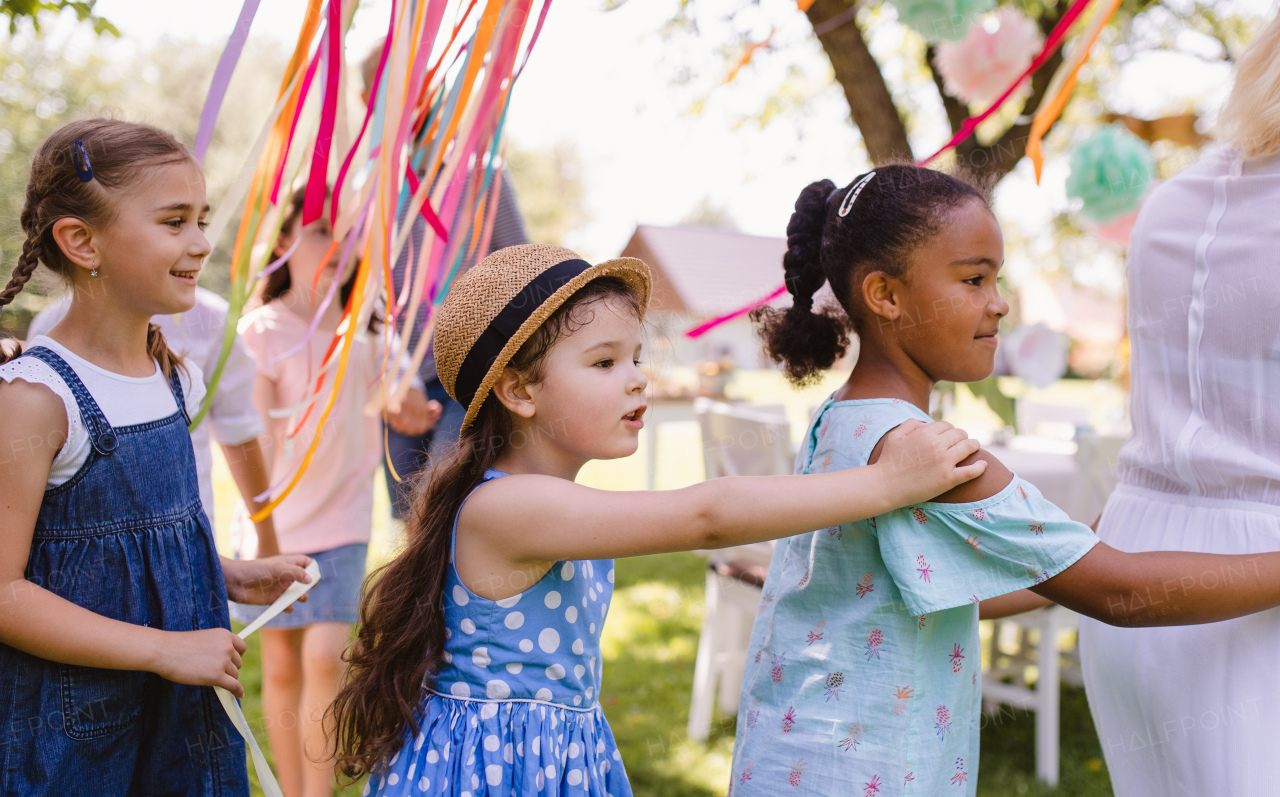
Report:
454,258,594,408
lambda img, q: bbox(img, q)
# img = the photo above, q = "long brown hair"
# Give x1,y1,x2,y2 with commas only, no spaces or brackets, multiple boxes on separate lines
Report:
0,118,192,379
328,276,643,781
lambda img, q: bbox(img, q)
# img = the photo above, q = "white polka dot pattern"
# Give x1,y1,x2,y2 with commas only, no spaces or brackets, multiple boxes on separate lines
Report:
387,471,625,797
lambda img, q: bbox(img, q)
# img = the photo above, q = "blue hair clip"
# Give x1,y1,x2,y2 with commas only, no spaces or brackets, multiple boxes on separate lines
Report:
73,139,93,182
838,171,876,218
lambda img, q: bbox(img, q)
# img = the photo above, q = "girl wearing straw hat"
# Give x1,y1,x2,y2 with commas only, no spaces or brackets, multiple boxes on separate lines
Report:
328,244,989,795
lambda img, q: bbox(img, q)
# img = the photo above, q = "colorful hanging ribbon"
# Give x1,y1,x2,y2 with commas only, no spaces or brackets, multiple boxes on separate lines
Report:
1026,0,1124,181
917,0,1094,165
208,0,551,521
193,0,262,162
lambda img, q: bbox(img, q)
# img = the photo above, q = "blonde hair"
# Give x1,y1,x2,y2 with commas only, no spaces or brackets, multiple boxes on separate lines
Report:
1218,12,1280,158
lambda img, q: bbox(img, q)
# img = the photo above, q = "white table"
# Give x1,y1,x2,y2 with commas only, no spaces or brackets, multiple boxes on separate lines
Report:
985,439,1102,523
641,397,697,490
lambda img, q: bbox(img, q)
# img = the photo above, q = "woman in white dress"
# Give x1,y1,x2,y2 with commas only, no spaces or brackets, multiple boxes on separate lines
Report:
1079,17,1280,797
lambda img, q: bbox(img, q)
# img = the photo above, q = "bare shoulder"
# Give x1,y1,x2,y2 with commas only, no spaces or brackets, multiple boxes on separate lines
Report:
0,376,67,475
0,376,67,432
460,474,582,527
869,427,1012,503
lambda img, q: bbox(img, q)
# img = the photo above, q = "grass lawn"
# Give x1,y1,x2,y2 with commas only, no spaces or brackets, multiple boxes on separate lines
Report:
211,368,1121,796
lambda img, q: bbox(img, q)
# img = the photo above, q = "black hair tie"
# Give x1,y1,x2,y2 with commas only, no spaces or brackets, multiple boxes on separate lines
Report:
785,266,822,313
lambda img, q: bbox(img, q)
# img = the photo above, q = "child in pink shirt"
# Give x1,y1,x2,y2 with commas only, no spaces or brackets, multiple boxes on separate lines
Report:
231,186,437,797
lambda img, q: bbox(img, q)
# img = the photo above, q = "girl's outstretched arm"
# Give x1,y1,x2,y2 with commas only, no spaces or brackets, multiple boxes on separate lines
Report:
458,420,985,594
0,379,250,697
1032,545,1280,627
979,590,1054,619
882,442,1280,628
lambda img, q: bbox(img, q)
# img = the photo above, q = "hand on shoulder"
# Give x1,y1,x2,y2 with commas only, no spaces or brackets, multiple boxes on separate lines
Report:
870,421,1010,504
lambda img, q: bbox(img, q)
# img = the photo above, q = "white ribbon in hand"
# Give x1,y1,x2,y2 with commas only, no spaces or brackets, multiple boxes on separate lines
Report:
216,560,322,797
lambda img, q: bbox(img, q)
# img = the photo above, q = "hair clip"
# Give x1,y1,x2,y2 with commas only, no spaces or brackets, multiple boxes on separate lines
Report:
73,139,93,182
837,171,876,217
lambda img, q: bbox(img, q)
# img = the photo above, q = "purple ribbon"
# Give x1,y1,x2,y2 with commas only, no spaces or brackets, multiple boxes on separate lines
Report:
194,0,262,162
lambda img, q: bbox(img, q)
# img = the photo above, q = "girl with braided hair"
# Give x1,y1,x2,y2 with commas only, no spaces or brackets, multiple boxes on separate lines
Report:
0,119,312,794
731,164,1280,795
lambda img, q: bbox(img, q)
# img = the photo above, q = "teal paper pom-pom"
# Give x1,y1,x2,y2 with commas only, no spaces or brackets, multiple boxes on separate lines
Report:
1065,125,1155,223
891,0,994,41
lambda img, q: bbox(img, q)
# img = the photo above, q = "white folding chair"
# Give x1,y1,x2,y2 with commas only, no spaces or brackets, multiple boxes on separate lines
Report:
686,399,790,742
982,606,1080,786
980,433,1126,785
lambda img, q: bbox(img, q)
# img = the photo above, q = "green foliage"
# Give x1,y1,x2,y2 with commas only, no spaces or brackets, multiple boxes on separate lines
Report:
0,21,287,336
890,0,995,41
0,0,116,36
967,376,1018,429
506,141,588,246
0,28,123,333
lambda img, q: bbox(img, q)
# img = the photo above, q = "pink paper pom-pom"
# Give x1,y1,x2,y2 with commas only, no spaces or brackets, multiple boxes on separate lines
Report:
934,7,1042,107
1085,196,1150,248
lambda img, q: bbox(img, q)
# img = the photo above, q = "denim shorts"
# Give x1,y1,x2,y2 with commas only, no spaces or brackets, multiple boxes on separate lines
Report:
229,543,368,629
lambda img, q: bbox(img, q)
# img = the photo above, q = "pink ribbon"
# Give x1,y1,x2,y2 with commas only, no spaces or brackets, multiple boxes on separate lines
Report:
685,285,788,339
404,164,450,243
302,0,343,225
269,45,322,204
331,0,397,224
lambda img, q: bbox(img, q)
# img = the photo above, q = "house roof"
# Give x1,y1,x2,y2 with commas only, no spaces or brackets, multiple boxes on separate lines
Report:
619,225,788,316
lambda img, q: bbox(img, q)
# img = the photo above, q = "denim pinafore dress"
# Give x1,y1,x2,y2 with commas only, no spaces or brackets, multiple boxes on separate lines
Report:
0,347,247,796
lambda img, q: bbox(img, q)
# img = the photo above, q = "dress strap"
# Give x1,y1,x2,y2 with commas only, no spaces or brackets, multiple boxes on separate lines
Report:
20,346,119,456
449,469,507,564
166,364,191,426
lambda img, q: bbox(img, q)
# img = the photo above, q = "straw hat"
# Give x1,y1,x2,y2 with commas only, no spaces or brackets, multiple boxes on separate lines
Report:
435,244,651,433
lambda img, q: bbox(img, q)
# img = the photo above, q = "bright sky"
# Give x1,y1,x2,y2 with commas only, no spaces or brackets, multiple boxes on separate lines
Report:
92,0,1265,268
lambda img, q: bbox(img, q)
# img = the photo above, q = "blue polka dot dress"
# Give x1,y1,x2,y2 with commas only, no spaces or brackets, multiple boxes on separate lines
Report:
369,470,632,796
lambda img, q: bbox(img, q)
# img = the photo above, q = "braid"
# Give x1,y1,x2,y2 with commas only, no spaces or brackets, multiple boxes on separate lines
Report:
0,236,42,309
0,236,45,365
146,323,187,383
751,179,852,387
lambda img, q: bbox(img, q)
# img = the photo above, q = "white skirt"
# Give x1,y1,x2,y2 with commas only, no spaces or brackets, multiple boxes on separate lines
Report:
1079,484,1280,797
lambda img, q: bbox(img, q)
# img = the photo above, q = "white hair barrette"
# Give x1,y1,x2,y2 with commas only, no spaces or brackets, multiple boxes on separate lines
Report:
838,171,876,218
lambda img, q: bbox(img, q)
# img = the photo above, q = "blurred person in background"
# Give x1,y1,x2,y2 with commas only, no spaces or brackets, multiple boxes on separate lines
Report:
360,45,531,523
28,284,280,552
1078,15,1280,796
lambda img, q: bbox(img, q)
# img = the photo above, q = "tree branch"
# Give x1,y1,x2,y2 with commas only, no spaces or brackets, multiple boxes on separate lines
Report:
806,0,913,164
923,7,1065,184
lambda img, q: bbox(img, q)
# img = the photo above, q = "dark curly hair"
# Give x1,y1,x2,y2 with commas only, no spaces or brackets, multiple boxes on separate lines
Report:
752,164,989,386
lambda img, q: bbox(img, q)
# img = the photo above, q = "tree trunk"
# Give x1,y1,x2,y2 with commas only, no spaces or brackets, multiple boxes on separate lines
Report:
806,0,914,165
924,7,1066,187
806,0,1066,187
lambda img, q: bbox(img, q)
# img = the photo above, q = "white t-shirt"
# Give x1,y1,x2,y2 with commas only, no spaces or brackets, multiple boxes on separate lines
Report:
0,336,206,487
24,287,263,516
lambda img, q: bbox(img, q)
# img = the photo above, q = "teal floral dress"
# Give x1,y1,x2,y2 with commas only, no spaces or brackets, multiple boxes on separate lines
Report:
729,399,1098,796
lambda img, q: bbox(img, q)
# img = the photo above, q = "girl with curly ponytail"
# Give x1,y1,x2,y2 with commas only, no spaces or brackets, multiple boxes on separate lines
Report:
0,119,312,795
734,163,1280,795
